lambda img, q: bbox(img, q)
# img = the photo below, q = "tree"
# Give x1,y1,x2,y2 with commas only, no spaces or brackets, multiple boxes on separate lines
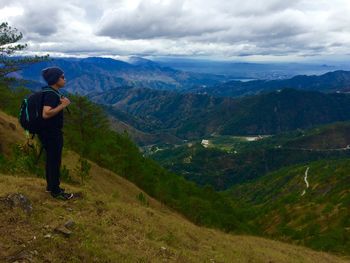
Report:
64,95,110,156
0,22,48,79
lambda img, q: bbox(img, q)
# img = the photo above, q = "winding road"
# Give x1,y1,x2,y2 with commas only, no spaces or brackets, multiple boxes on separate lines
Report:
301,167,310,196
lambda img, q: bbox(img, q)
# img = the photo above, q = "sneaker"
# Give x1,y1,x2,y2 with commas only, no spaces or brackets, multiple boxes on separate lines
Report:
46,187,65,193
52,191,74,200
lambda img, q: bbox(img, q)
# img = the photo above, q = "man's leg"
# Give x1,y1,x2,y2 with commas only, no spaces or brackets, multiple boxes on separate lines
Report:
45,133,63,195
38,134,51,191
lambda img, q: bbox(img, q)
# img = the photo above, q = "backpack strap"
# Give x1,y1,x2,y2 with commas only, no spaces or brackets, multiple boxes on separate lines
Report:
41,87,71,114
42,87,62,98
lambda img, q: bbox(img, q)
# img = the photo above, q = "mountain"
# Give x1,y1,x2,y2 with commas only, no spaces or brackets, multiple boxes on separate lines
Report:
147,121,350,255
188,70,350,97
17,57,350,98
155,58,344,79
89,86,223,138
150,122,350,190
106,107,183,146
2,70,350,260
1,81,254,237
219,88,350,135
226,159,350,256
2,109,349,262
15,57,229,94
90,87,350,139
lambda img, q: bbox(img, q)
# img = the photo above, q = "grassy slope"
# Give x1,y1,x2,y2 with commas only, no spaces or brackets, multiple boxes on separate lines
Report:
1,111,350,262
0,110,26,156
227,159,350,255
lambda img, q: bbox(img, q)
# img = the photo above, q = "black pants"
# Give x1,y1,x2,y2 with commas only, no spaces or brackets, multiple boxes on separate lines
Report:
38,130,63,195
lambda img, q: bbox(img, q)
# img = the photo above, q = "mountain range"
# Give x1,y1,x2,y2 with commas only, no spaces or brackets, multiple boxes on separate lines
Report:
13,57,350,98
15,56,229,94
2,59,350,259
12,57,350,142
90,87,350,140
155,57,346,79
187,70,350,97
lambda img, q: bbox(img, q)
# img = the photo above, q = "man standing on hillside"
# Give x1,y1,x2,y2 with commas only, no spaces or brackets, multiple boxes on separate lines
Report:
39,67,74,200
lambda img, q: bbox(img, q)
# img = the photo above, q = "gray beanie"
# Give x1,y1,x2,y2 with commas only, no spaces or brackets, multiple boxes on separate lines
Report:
42,67,64,85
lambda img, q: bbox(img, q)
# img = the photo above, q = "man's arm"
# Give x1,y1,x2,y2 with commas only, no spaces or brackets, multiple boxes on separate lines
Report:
42,97,70,119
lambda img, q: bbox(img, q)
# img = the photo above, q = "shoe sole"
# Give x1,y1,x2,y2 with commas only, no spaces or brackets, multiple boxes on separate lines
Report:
53,193,74,200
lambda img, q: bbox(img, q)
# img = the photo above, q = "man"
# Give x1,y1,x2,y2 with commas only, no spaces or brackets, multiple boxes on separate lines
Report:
40,67,73,200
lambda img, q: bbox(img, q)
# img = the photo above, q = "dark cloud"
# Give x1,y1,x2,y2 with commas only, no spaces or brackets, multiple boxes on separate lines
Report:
9,3,60,38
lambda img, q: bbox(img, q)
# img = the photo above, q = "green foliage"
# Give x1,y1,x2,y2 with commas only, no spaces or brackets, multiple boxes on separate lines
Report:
322,203,334,214
64,95,110,156
0,22,49,79
0,83,30,115
61,165,74,183
47,87,250,234
0,143,44,176
228,158,350,255
74,157,91,184
137,192,149,207
308,226,350,254
1,80,349,256
159,230,177,246
152,123,350,190
104,86,350,140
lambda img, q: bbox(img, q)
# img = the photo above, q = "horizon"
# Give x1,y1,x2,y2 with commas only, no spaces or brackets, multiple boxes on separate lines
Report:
10,54,350,67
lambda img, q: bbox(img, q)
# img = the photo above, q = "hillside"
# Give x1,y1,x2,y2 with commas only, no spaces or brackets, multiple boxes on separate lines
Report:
148,122,350,254
226,159,350,256
150,122,350,189
0,110,26,156
188,70,350,97
283,122,350,149
0,111,349,262
104,105,183,146
90,87,350,139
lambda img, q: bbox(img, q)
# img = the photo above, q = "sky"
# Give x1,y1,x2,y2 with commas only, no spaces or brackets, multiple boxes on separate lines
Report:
1,0,350,62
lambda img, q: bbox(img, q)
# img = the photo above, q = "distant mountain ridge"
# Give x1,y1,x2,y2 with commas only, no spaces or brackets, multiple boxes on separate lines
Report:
90,87,350,139
188,70,350,97
16,56,229,94
15,57,350,143
17,57,350,98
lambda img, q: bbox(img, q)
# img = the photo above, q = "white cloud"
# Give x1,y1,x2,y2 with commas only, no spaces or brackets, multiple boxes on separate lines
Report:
2,0,350,61
95,0,228,39
0,6,24,20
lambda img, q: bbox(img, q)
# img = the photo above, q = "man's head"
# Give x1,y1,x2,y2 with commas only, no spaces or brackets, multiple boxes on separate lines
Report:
42,67,65,88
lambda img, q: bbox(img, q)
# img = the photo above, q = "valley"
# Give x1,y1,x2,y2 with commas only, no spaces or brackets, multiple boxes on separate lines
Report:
4,56,350,259
3,2,350,260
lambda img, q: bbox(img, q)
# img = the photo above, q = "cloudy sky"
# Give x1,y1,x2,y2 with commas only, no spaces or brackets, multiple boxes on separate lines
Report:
2,0,350,62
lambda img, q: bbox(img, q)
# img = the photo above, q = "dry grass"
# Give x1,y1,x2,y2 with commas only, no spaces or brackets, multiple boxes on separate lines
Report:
0,110,26,156
1,156,350,262
1,110,350,262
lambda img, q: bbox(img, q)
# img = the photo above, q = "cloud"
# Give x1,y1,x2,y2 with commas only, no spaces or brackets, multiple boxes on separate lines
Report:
2,0,350,61
95,0,228,39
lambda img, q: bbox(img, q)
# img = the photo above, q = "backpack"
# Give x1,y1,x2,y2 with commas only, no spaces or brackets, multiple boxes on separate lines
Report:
19,87,61,136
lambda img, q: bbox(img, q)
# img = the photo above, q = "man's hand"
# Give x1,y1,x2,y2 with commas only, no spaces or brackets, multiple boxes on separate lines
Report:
60,97,71,108
43,97,71,119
